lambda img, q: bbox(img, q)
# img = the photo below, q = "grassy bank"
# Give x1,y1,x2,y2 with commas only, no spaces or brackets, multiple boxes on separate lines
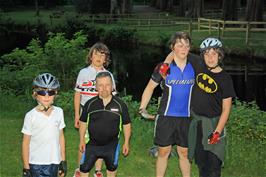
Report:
0,92,265,177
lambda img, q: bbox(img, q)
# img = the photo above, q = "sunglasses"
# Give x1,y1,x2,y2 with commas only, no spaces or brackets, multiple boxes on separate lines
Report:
36,90,56,96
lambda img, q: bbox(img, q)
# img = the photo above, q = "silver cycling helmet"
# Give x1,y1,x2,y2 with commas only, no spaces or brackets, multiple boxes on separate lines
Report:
200,37,222,53
33,73,60,90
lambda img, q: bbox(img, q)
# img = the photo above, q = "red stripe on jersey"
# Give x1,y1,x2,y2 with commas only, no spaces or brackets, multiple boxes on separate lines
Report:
81,92,98,96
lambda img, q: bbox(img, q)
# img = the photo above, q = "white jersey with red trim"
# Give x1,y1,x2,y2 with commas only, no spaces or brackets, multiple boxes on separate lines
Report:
75,65,116,105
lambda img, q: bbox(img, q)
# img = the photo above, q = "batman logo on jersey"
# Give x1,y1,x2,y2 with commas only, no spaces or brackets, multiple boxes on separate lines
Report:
196,73,217,93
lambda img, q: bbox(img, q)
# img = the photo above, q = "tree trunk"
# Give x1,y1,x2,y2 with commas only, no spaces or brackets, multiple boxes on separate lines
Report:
150,0,156,7
186,0,203,18
176,0,186,17
35,0,39,16
246,0,263,22
124,0,132,13
222,0,238,20
167,0,173,11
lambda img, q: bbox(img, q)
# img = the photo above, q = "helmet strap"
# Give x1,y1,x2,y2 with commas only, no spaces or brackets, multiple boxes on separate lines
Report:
207,64,219,71
204,57,223,71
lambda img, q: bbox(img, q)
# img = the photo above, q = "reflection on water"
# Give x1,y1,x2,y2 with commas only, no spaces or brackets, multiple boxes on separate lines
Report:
110,45,266,111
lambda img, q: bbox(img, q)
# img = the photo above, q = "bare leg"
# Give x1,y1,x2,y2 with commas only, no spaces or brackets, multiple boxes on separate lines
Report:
77,150,82,165
80,172,89,177
106,170,116,177
177,146,190,177
156,146,172,177
95,158,103,171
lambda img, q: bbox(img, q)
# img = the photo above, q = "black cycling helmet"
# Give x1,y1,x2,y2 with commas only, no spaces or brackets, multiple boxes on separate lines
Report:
33,73,60,90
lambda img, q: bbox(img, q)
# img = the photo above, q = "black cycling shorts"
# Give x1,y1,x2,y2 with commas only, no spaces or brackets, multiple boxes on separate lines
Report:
80,140,120,173
154,115,191,147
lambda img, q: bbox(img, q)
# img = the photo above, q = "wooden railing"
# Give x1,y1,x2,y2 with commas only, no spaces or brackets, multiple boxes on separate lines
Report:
49,12,265,46
198,18,266,45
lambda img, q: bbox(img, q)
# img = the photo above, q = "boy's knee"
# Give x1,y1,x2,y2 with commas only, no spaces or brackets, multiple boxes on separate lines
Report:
177,147,188,159
158,148,171,157
106,164,118,172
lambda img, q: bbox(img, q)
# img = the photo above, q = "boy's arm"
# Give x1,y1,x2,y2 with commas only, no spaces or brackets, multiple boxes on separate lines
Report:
59,129,66,161
22,134,31,169
215,97,232,133
139,79,158,110
122,123,131,156
74,91,81,128
164,51,174,64
208,97,232,144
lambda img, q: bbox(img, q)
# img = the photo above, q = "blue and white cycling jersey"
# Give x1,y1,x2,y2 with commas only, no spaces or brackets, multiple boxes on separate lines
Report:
152,55,197,118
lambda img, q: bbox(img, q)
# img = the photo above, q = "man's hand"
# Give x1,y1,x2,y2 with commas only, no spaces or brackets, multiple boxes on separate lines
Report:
139,109,155,120
159,63,170,78
58,161,67,177
208,131,220,144
22,168,32,177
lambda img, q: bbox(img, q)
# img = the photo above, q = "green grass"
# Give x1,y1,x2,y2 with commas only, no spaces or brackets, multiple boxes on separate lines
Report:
0,93,265,177
0,93,196,177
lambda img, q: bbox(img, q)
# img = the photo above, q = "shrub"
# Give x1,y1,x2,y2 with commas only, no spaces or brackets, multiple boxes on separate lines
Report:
103,27,137,47
0,31,87,94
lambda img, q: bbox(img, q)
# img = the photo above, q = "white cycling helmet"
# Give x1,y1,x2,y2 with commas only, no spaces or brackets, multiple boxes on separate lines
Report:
33,73,60,90
200,37,222,52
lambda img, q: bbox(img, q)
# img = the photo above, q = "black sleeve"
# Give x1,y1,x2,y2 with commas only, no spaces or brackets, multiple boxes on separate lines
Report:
187,53,202,72
221,73,236,99
121,101,131,125
151,62,163,83
80,101,90,123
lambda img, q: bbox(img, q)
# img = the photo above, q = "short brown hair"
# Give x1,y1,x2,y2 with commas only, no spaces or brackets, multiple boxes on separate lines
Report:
86,42,111,67
168,31,191,50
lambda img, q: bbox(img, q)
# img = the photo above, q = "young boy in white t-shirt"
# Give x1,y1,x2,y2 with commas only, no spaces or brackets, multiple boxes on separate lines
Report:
21,73,67,177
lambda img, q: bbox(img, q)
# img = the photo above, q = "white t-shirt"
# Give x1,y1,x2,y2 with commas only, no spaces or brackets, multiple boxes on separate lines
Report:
75,65,116,105
21,106,65,165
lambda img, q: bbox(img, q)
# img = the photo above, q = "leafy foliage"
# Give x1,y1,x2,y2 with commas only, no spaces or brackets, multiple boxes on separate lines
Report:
0,31,87,94
228,100,266,143
103,27,137,47
55,90,74,117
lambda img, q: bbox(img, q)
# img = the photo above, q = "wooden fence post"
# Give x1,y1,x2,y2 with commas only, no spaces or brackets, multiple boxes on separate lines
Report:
198,18,200,31
222,21,225,37
218,22,221,39
246,22,250,45
209,19,211,34
189,21,192,37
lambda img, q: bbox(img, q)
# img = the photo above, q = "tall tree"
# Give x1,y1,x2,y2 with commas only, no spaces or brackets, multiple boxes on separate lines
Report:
222,0,238,20
186,0,204,18
35,0,39,16
246,0,263,21
167,0,174,11
177,0,186,17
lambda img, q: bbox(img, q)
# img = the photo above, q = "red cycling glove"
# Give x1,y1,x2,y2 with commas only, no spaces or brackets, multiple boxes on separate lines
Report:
159,63,170,77
208,131,220,144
